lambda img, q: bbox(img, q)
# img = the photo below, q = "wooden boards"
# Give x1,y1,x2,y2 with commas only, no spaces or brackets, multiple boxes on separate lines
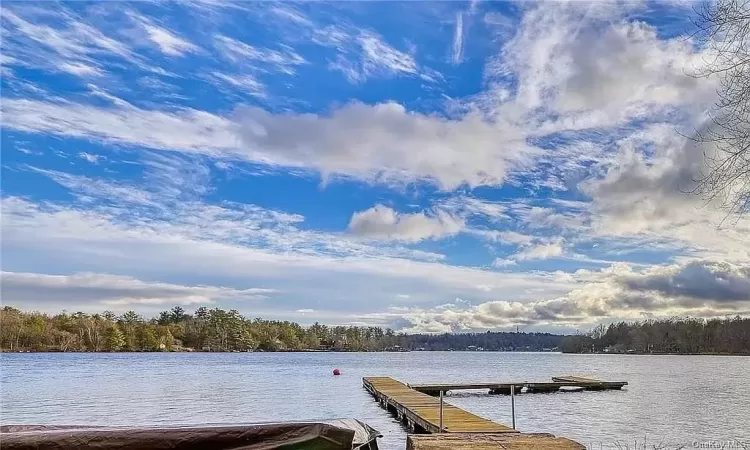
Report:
551,376,602,383
407,433,586,450
363,376,587,449
409,375,628,395
363,377,514,434
551,376,628,391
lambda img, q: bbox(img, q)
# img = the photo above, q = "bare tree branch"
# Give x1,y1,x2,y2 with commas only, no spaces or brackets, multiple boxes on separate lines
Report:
690,0,750,215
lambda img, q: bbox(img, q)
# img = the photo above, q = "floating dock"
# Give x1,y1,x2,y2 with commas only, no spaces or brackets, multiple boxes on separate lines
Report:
363,377,513,434
363,376,586,449
407,433,585,450
409,375,627,396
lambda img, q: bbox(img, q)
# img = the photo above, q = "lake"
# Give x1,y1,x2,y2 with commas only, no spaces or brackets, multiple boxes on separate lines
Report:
1,352,748,449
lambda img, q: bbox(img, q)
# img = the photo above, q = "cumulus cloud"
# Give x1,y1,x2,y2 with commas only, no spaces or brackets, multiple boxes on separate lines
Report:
349,205,463,243
0,271,275,311
619,260,750,303
470,1,717,197
513,237,565,261
235,102,531,189
388,259,750,332
490,2,713,124
580,124,750,262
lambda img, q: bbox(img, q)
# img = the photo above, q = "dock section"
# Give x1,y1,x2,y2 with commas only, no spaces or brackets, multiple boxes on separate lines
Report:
364,376,587,449
363,377,514,434
409,375,627,396
407,434,586,450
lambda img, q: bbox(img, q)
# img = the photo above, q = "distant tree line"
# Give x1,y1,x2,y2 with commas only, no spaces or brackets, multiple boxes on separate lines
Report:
393,331,561,351
3,307,747,354
0,306,391,352
561,317,750,355
0,306,562,352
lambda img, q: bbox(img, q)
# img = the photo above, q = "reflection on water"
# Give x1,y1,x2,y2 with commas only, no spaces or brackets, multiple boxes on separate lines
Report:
1,352,748,449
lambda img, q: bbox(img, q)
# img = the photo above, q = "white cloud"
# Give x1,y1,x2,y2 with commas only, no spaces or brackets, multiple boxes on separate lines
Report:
269,6,313,27
214,35,306,75
1,98,239,154
1,193,578,319
60,62,102,77
619,260,750,303
438,196,506,220
465,1,717,201
452,12,465,65
514,237,565,261
495,231,535,245
235,102,531,189
1,271,275,312
580,125,750,262
349,205,463,243
326,28,422,83
472,230,535,246
1,98,533,190
141,23,199,56
1,6,136,78
2,8,132,60
488,2,713,125
388,259,750,332
359,31,416,77
78,152,102,164
492,258,517,268
208,71,265,98
4,1,748,329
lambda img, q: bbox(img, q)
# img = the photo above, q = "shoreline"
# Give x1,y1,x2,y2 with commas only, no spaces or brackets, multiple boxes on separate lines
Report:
2,349,748,355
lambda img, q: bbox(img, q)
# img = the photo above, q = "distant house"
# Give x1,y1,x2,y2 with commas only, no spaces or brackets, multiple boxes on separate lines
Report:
604,344,627,354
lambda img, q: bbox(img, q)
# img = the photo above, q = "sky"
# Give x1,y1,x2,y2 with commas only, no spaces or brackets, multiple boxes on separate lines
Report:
2,0,750,334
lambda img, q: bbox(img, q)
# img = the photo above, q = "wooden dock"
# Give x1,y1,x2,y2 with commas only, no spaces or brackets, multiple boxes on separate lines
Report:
363,376,586,449
407,434,585,450
363,377,514,434
409,375,627,395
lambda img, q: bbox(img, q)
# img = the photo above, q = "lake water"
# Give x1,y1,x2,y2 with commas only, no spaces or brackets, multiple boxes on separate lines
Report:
1,352,748,449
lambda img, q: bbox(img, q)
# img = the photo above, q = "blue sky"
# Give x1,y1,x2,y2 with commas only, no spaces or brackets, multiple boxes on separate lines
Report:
2,0,749,333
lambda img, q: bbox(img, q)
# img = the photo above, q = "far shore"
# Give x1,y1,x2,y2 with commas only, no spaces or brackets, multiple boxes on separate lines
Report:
2,348,748,356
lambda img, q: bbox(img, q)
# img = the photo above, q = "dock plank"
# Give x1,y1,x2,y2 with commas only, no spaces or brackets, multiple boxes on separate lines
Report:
363,377,514,434
552,376,600,383
407,433,586,450
410,376,627,395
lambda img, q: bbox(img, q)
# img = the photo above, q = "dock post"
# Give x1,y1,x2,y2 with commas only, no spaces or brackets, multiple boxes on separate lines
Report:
510,385,516,429
439,390,444,433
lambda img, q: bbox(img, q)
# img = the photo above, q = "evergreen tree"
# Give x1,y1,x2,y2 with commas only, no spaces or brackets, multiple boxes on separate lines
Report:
105,326,125,352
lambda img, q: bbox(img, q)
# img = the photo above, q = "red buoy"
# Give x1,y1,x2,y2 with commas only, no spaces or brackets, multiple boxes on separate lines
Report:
333,369,341,376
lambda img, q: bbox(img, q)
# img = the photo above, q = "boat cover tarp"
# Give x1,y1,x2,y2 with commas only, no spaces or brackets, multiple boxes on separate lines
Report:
0,420,379,450
320,419,381,449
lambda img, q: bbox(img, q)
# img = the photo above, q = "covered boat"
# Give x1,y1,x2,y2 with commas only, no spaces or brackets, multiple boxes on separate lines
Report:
0,419,380,450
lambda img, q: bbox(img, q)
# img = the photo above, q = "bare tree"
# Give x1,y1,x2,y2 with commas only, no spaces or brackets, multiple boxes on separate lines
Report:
691,0,750,215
